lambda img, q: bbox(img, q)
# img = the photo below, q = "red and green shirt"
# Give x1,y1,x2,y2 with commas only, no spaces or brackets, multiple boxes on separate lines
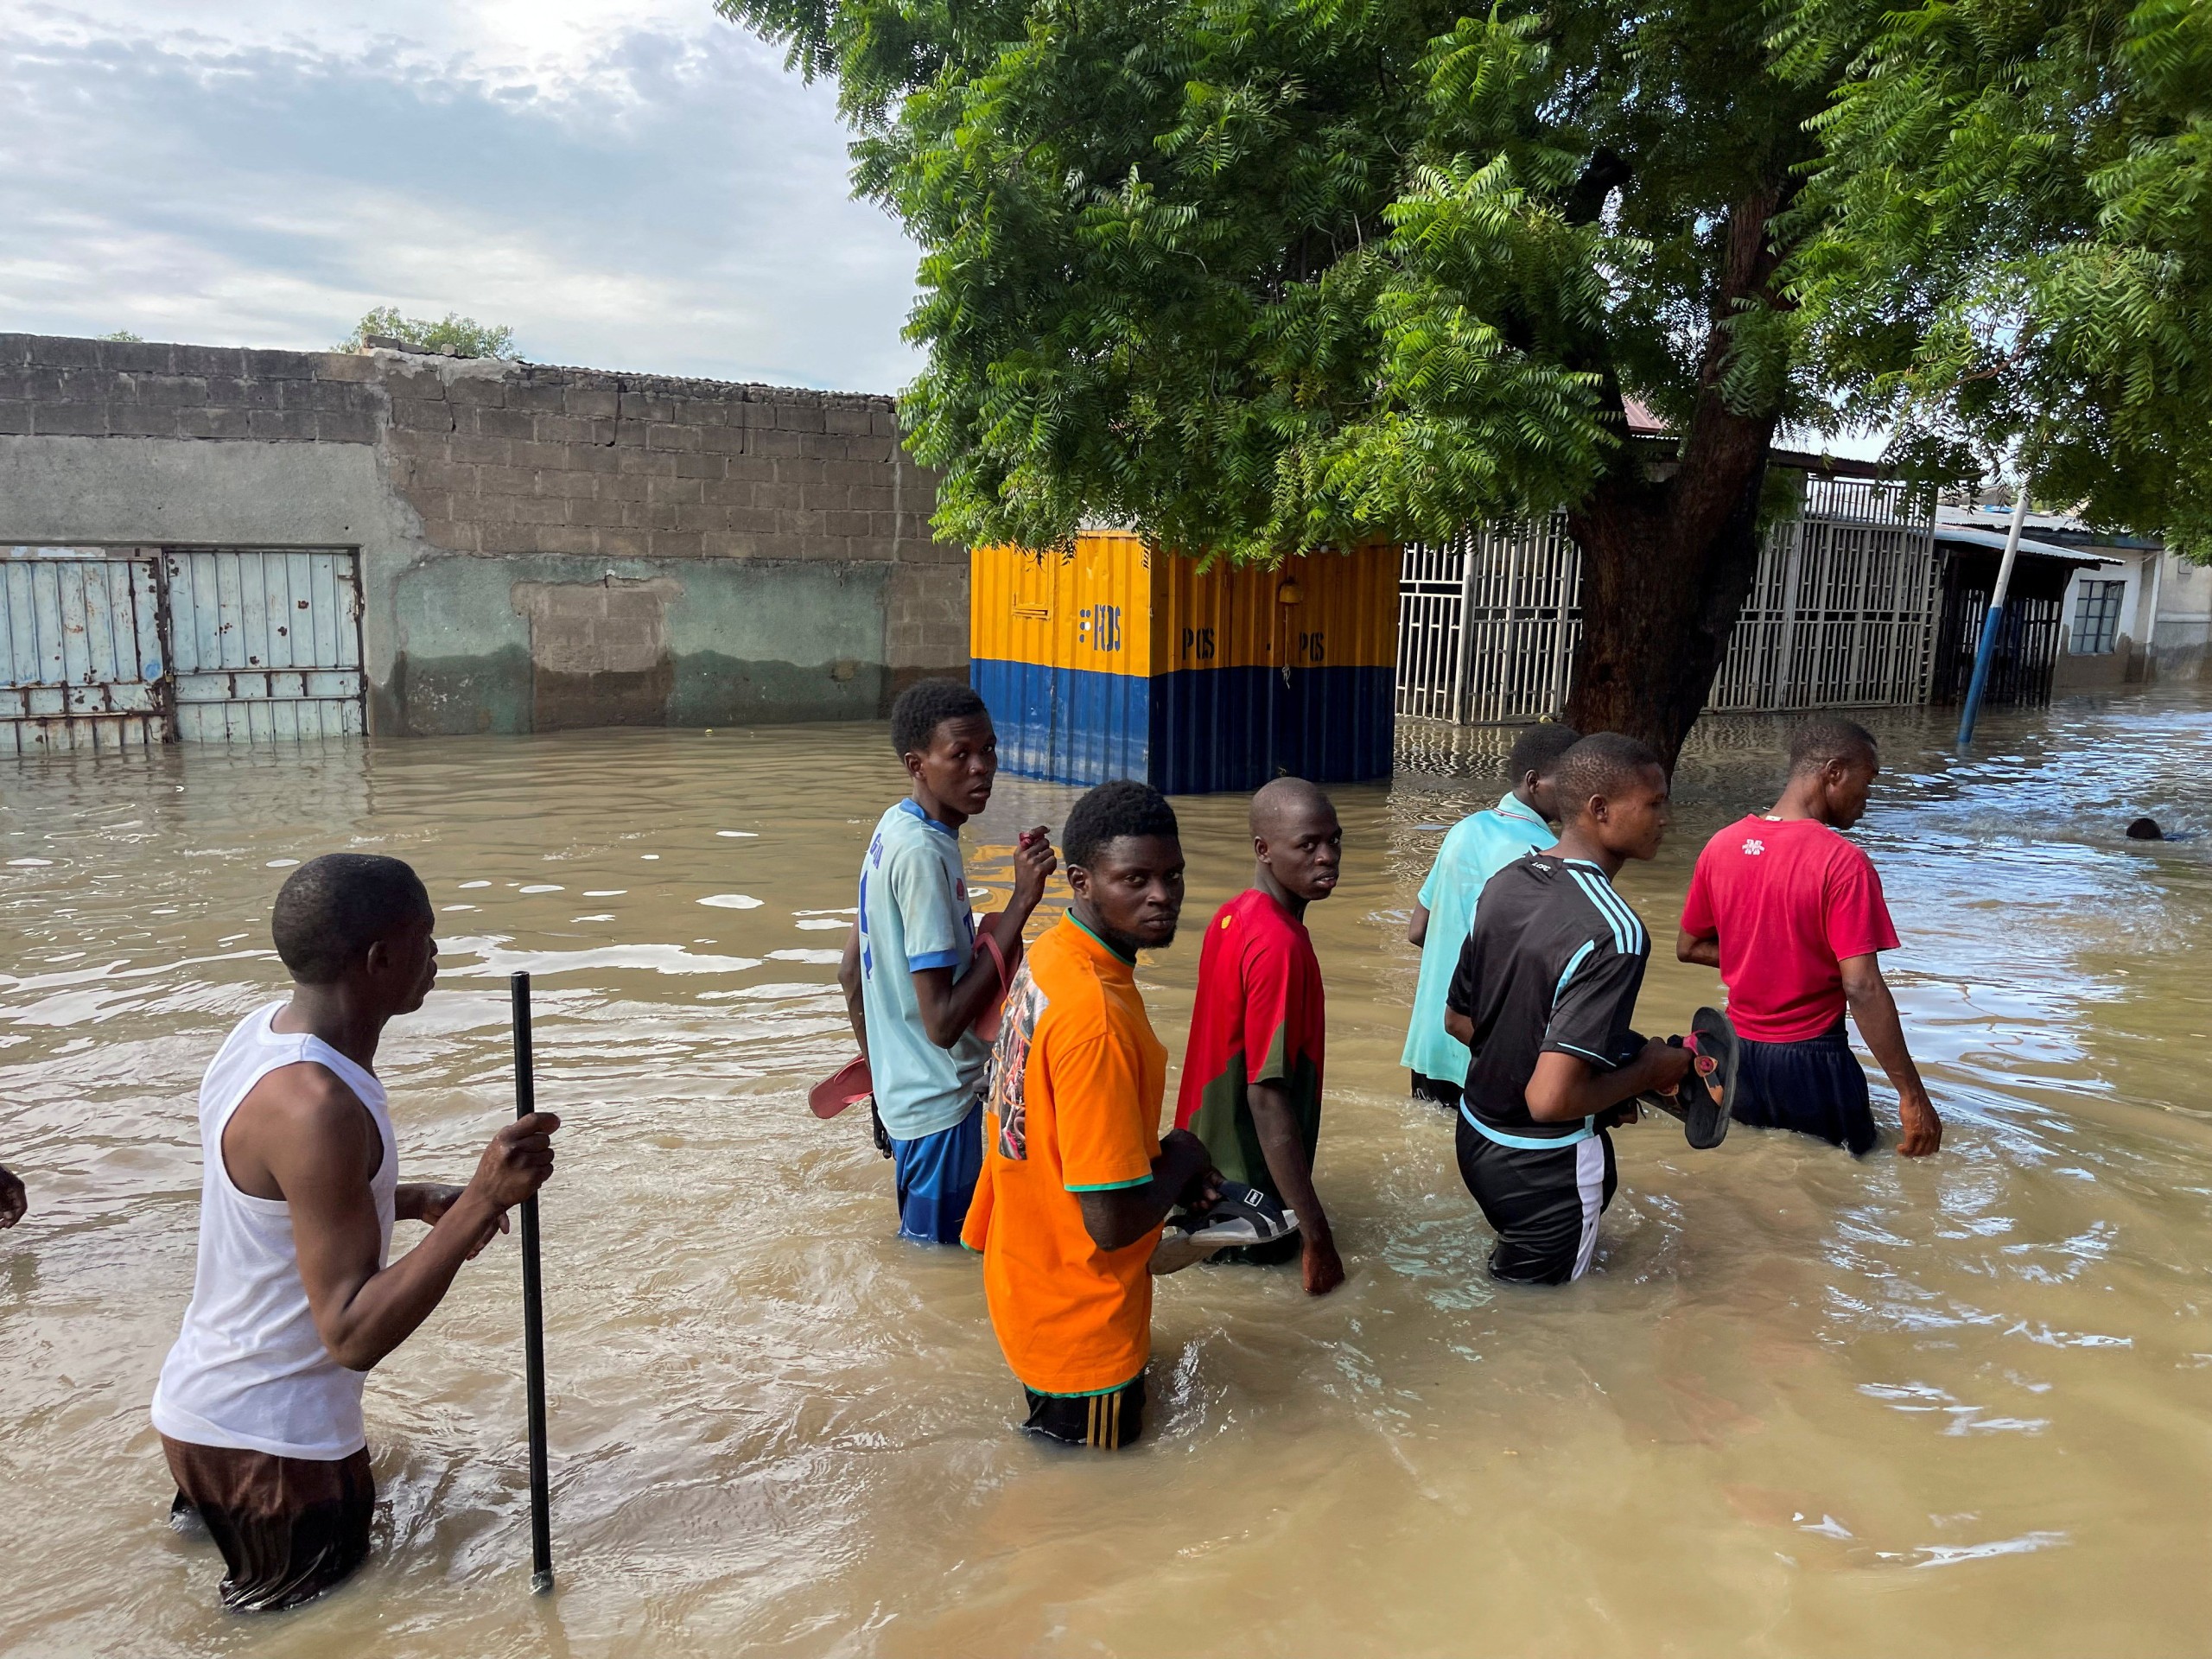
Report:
1173,888,1325,1196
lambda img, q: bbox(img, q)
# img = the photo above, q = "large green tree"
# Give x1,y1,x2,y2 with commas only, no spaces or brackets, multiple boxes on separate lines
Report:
1786,0,2211,560
725,0,2208,759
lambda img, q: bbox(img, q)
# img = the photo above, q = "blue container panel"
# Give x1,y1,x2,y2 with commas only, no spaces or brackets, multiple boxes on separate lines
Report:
972,658,1151,786
976,659,1391,794
1149,665,1394,794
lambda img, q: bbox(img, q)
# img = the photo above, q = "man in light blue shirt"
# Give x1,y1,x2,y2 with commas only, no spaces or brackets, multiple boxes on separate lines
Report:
1402,722,1580,1110
841,681,1053,1241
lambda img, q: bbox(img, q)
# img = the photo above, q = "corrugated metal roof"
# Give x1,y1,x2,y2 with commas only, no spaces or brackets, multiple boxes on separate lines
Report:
1931,525,2120,566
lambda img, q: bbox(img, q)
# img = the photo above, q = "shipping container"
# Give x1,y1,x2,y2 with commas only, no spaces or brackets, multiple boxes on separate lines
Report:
970,533,1398,793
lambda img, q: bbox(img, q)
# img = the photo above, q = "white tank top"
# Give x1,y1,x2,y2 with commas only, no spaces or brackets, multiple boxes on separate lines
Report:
151,1002,397,1459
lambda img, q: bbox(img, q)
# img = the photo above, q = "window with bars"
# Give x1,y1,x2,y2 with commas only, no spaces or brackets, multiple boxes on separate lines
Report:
2070,579,2126,655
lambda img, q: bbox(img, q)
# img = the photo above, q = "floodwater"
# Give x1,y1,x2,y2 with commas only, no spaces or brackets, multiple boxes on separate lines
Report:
2,690,2209,1659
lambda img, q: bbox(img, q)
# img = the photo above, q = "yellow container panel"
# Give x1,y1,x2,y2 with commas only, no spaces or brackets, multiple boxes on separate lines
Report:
969,537,1153,677
969,543,1054,668
1154,544,1399,673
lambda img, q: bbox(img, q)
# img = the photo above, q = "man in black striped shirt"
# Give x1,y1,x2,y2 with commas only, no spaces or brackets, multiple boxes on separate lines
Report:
1445,734,1694,1285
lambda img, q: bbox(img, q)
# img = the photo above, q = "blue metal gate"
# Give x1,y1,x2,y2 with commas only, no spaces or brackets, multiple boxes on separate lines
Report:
164,550,365,741
2,546,364,753
0,550,167,754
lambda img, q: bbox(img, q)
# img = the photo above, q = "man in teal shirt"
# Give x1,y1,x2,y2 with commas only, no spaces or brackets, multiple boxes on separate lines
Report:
1402,722,1580,1109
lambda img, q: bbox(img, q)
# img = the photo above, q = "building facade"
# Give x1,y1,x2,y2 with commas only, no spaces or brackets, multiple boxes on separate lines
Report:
0,333,967,749
1932,506,2211,692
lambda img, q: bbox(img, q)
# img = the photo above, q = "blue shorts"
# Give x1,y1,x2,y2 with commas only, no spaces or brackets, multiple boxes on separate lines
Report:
887,1096,984,1243
1734,1024,1877,1156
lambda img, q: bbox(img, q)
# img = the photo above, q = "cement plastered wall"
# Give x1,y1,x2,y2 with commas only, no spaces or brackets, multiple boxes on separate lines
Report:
2150,553,2212,681
0,334,970,734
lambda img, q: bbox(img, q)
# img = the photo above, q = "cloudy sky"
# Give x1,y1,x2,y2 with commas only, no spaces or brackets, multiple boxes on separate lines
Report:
0,1,922,391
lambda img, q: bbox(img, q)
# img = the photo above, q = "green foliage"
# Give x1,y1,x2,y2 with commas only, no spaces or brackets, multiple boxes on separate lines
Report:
1784,0,2212,558
722,0,1829,563
98,329,144,342
336,306,518,359
727,0,2205,564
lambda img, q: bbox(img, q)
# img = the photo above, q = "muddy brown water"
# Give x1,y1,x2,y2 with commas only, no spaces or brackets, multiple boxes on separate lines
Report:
2,692,2209,1658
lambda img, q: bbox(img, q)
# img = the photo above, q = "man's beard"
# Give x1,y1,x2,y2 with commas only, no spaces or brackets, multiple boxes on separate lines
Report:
1096,918,1175,957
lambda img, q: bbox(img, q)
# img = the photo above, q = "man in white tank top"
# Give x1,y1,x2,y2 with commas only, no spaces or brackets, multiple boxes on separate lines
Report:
151,854,560,1612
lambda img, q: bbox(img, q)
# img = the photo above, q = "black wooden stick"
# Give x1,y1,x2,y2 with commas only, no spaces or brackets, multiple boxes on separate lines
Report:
511,970,555,1595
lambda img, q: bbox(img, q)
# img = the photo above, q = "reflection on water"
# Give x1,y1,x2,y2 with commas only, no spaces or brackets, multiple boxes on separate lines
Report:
2,690,2209,1658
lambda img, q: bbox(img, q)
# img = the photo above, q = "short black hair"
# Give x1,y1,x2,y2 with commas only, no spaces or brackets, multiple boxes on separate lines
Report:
891,678,988,759
1062,779,1179,868
271,854,431,984
1788,715,1878,776
1509,721,1581,783
1553,732,1664,817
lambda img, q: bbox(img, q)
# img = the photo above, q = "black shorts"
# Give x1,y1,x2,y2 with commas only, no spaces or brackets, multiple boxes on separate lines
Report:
1735,1024,1876,1155
1022,1375,1147,1450
162,1435,374,1613
1411,1071,1463,1112
1454,1114,1617,1285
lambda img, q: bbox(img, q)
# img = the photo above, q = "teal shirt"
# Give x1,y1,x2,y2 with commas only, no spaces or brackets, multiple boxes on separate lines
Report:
1402,791,1553,1083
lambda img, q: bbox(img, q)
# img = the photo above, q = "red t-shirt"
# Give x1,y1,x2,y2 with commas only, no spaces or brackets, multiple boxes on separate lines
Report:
1173,888,1325,1197
1680,816,1900,1043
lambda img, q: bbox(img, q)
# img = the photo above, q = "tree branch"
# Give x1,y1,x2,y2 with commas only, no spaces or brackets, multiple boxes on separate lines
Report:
1566,148,1632,226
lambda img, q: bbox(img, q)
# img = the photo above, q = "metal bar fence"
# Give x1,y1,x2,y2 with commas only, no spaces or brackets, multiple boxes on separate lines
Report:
1395,480,1938,723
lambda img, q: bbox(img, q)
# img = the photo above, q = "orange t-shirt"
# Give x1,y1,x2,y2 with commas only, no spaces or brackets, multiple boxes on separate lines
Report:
960,916,1166,1395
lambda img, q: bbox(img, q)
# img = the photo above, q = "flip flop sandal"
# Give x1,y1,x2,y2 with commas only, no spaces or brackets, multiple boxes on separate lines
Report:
809,1054,873,1121
1637,1036,1692,1121
1681,1006,1740,1150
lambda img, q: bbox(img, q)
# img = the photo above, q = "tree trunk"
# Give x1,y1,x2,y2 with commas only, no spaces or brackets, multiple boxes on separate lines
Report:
1561,177,1793,772
1562,422,1775,771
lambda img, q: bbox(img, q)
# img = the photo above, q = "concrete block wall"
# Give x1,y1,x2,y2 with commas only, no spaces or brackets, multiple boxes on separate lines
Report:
0,333,971,734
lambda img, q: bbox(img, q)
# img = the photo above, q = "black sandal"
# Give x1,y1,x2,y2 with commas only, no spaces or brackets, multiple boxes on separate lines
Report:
1681,1006,1740,1149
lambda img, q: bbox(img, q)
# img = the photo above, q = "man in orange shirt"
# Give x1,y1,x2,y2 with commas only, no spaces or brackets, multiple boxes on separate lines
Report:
962,780,1218,1449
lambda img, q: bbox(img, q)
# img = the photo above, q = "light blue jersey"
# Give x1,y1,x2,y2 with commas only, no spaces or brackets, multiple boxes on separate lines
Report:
859,798,989,1139
1402,791,1553,1084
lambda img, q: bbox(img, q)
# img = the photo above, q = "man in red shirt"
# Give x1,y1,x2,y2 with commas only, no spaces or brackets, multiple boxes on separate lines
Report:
1677,716,1942,1157
1176,777,1346,1295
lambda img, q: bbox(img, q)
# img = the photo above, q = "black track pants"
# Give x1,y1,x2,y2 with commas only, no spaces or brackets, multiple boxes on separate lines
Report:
1454,1116,1618,1285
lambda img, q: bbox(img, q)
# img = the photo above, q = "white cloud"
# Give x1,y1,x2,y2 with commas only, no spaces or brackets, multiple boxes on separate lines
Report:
0,2,923,391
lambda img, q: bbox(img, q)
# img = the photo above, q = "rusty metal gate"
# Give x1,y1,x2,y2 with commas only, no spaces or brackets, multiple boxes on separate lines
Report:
0,550,167,753
2,546,363,753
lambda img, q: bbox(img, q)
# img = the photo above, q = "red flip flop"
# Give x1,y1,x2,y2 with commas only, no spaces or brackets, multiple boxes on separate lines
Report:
808,1055,873,1120
969,931,1020,1044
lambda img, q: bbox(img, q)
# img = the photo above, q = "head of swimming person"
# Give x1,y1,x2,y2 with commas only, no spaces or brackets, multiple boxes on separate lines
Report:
1553,733,1671,864
271,853,437,1017
1250,777,1341,906
1062,780,1185,957
1509,721,1582,822
1786,715,1879,830
891,678,997,828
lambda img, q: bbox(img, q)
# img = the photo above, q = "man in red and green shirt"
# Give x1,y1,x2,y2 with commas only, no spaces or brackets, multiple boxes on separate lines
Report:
1175,777,1346,1296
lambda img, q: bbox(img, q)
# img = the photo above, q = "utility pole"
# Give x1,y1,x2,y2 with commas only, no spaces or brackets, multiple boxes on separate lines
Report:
1955,482,2032,748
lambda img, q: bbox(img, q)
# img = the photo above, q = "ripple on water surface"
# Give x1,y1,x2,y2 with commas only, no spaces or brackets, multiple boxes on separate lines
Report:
2,699,2211,1657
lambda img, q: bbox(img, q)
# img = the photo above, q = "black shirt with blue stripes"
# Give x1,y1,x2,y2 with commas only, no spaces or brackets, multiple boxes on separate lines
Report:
1445,851,1651,1135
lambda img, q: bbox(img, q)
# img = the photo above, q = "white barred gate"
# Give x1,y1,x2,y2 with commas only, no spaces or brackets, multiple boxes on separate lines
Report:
1395,480,1937,722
